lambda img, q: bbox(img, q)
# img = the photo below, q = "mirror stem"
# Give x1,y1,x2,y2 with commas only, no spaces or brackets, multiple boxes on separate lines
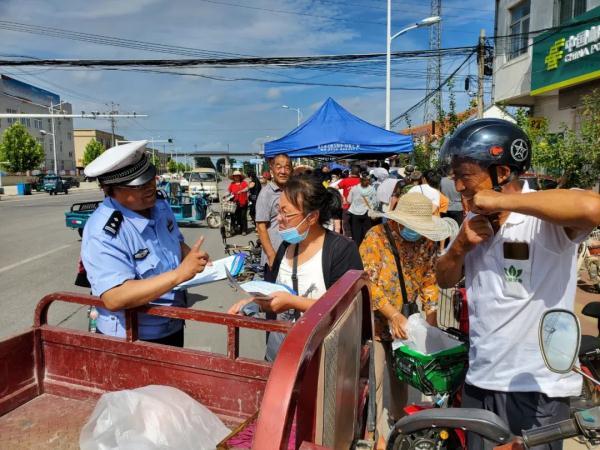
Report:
573,366,600,386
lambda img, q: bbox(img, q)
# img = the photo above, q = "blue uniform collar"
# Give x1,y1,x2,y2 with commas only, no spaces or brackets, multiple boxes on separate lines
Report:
107,197,156,233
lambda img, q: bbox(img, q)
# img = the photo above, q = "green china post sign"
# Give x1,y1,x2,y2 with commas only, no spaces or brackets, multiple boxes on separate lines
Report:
531,6,600,96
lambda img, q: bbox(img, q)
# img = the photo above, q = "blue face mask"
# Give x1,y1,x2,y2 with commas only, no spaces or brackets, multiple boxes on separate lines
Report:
400,227,422,242
278,215,311,244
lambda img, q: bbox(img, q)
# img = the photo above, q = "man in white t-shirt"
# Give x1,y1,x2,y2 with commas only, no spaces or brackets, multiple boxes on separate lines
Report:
436,119,600,450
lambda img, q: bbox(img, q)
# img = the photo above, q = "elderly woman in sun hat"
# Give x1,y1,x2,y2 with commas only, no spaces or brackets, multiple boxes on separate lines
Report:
358,193,451,447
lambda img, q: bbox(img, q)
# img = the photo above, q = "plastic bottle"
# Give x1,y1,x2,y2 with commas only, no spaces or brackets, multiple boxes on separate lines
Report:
88,306,98,333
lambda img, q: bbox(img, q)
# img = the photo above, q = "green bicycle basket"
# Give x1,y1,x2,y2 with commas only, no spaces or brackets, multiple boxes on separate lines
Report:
392,343,469,396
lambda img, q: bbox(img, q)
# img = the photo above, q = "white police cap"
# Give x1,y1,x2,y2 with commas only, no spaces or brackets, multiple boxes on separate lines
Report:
84,140,156,186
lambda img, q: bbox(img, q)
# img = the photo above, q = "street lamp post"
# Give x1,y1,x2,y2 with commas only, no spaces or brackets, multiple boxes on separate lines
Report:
39,129,56,174
281,105,302,127
385,13,441,130
48,101,68,174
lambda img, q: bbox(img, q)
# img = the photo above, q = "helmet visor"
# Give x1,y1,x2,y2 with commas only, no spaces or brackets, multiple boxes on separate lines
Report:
439,137,502,167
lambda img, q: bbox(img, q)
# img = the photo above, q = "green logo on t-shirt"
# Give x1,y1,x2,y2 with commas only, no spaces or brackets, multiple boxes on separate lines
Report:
504,265,523,283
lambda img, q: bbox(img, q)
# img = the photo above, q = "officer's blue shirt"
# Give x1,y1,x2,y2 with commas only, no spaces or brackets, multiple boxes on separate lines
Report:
81,196,185,339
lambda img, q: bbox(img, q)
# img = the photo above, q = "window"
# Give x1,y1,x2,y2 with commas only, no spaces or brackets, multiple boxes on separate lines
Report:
509,1,530,59
67,132,72,140
6,108,17,125
20,118,31,127
34,119,43,129
558,0,588,24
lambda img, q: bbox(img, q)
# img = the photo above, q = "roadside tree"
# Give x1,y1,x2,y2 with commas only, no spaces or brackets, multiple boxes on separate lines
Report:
82,139,105,167
517,89,600,188
168,160,177,173
0,122,45,173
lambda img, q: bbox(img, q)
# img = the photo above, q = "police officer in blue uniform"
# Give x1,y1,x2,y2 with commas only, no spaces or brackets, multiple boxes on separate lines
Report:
81,140,209,347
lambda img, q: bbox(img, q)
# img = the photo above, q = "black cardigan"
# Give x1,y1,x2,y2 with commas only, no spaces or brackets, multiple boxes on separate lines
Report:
264,230,364,289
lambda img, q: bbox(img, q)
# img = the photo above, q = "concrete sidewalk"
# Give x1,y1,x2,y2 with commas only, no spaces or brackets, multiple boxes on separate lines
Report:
0,181,99,198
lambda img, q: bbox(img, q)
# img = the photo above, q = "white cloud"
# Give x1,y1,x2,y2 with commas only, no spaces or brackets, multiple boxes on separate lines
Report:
0,0,493,151
266,87,281,100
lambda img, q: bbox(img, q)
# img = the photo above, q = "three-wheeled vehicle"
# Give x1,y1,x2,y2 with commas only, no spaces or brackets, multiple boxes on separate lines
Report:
65,201,101,237
30,173,46,192
0,271,374,449
43,174,69,195
163,181,221,228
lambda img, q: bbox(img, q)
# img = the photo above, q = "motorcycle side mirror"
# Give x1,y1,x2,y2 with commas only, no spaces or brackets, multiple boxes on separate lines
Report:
539,309,580,373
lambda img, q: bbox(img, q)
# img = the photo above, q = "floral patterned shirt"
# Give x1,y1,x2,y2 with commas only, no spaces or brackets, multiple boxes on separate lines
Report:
359,223,439,340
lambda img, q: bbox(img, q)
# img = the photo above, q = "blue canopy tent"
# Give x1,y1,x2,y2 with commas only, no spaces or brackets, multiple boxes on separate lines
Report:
327,162,350,171
264,97,413,159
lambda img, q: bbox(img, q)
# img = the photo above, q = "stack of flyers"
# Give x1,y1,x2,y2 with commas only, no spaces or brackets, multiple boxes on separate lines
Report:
174,253,246,290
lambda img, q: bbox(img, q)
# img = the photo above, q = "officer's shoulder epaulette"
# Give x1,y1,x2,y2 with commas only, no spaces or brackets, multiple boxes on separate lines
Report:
103,211,123,236
156,189,167,200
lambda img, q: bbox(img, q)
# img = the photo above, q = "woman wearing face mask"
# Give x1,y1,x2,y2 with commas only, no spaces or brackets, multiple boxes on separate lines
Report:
228,174,363,361
359,193,451,448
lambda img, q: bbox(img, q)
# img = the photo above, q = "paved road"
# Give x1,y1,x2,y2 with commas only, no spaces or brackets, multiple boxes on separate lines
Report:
0,186,265,359
2,187,599,448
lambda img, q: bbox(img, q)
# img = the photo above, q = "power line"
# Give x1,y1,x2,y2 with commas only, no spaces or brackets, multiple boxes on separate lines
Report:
391,48,476,128
198,0,385,26
0,20,249,59
0,46,476,68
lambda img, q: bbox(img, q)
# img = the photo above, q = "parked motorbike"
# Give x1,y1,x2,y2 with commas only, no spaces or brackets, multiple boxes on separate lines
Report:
579,301,600,407
194,190,221,228
386,309,600,450
224,239,263,281
220,194,237,239
577,228,600,291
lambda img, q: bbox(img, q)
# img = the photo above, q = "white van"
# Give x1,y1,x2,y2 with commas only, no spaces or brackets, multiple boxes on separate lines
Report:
183,168,220,201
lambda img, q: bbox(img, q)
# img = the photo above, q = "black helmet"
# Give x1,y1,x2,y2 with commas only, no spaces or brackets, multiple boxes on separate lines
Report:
440,118,531,174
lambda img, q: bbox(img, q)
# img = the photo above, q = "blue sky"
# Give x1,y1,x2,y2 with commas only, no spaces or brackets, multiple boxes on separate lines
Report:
0,0,495,160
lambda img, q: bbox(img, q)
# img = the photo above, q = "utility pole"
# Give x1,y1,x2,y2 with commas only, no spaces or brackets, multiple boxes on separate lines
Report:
477,29,486,119
423,0,442,123
108,102,119,147
50,101,58,174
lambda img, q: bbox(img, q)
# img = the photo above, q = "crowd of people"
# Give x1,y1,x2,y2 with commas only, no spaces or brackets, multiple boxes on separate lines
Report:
80,118,600,450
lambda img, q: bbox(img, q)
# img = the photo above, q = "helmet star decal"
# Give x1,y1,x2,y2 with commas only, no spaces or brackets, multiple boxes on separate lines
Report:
510,139,529,162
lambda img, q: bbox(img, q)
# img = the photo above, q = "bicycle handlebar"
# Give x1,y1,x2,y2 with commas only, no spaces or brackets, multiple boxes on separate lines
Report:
522,418,579,448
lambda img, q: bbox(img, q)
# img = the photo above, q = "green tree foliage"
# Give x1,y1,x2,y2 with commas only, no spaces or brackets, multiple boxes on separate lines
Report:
411,80,463,171
168,160,177,173
83,138,105,166
516,89,600,188
150,153,161,168
194,156,214,169
0,122,45,173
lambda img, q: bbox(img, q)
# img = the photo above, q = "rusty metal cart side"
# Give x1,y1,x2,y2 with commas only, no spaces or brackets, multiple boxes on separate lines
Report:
0,270,373,450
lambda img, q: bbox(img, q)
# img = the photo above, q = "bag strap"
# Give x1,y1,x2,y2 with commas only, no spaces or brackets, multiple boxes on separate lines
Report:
291,244,299,294
361,194,372,210
383,222,410,305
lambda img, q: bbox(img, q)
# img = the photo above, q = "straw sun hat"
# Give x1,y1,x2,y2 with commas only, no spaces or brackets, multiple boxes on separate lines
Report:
384,193,451,242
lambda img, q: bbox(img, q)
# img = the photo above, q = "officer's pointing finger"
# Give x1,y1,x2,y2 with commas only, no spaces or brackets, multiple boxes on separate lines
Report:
192,236,205,252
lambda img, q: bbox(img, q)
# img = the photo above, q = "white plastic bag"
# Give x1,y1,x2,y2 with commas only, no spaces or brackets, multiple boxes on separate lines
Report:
391,314,460,354
80,385,230,450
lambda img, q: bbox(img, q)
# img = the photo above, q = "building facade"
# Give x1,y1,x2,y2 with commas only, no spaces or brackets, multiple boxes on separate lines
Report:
73,129,124,170
0,74,76,173
493,0,600,132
